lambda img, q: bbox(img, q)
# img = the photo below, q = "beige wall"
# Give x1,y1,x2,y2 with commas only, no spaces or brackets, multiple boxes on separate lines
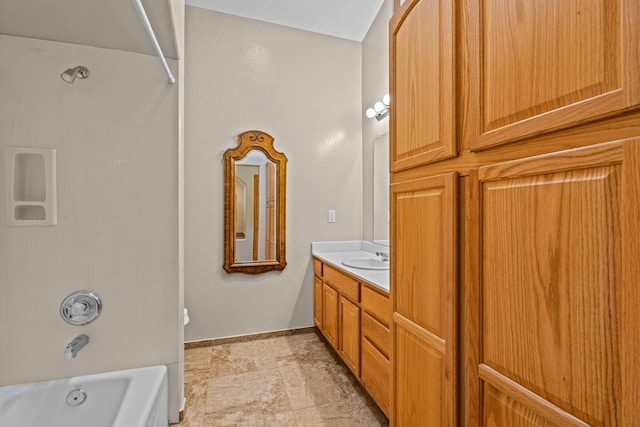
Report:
0,35,182,421
362,0,393,242
184,7,363,341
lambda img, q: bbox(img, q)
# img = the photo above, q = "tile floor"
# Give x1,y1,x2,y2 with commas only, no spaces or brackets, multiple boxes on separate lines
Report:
178,331,389,426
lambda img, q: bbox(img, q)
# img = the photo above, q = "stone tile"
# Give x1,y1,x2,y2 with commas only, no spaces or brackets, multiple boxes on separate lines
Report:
184,347,213,372
184,367,210,386
205,368,291,415
267,332,337,365
202,408,297,426
279,359,361,410
209,339,278,378
177,377,208,427
266,332,322,357
293,399,389,426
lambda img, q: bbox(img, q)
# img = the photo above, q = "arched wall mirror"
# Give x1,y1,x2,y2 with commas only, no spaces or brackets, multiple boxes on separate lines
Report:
224,130,287,274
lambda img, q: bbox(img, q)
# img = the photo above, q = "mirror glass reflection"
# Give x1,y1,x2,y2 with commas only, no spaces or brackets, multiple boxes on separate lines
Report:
373,132,390,245
234,151,277,262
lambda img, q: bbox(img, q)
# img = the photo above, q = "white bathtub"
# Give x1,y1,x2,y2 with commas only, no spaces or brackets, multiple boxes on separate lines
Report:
0,365,168,427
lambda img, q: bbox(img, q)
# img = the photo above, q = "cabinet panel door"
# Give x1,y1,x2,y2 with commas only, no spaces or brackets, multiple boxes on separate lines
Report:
470,0,640,150
313,276,323,328
391,172,458,426
339,295,360,377
390,0,456,171
475,139,640,426
322,283,338,349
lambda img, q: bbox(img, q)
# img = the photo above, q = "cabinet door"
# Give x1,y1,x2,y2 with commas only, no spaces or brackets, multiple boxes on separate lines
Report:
474,139,640,426
469,0,640,150
391,172,458,426
322,284,338,349
390,0,456,171
339,295,360,377
313,276,323,328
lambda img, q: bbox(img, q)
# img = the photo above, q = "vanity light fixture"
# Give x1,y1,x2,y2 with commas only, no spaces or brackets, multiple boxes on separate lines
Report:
365,93,390,121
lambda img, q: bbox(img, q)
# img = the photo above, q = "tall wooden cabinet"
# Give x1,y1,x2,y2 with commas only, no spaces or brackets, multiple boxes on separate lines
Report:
390,0,640,425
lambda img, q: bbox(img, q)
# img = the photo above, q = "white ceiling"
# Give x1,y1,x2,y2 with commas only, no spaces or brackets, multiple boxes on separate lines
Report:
0,0,384,61
0,0,179,58
186,0,385,42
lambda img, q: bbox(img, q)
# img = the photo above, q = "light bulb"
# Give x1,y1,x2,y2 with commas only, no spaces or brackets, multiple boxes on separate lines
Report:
366,108,376,118
382,93,390,106
374,101,385,113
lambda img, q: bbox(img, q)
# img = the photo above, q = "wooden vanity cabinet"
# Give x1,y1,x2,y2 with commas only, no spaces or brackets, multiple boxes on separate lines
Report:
313,258,391,415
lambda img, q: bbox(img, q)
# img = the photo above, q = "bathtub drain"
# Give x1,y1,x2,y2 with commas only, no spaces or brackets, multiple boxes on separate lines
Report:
66,388,87,406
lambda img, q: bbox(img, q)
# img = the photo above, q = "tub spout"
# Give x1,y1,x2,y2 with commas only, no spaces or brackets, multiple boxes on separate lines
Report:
64,334,89,360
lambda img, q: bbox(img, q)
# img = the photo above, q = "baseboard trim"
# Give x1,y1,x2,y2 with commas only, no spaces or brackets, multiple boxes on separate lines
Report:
184,326,317,349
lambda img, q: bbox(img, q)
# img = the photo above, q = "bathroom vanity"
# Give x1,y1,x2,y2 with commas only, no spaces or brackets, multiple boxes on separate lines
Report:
311,241,390,416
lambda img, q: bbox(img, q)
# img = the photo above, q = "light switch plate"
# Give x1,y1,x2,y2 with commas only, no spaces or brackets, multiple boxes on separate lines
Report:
328,210,336,223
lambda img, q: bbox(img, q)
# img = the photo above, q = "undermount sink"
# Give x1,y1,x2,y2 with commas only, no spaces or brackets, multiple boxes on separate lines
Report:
342,257,389,270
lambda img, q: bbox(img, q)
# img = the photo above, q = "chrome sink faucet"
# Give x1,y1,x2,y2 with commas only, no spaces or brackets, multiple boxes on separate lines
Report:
376,251,390,262
64,334,89,360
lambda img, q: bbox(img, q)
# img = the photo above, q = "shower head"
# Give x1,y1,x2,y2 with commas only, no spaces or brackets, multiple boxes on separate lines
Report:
61,66,90,84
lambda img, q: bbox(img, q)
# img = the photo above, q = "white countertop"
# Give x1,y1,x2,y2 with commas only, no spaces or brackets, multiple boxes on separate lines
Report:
311,241,389,293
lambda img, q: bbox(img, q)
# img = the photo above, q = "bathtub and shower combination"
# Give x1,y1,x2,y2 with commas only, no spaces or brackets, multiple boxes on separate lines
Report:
0,365,168,427
1,1,179,425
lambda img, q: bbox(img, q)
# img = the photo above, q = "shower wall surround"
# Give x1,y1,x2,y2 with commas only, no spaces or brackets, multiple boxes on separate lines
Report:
0,35,181,421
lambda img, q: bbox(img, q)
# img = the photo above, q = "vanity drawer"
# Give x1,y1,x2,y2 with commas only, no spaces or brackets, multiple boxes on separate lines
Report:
324,265,359,302
361,311,390,358
313,258,323,277
361,336,390,416
361,285,390,327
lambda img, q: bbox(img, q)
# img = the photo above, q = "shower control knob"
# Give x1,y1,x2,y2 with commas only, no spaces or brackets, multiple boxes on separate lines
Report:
71,302,88,316
60,291,102,326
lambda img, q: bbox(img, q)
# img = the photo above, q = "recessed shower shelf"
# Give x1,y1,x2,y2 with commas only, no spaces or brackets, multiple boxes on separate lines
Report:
4,147,57,226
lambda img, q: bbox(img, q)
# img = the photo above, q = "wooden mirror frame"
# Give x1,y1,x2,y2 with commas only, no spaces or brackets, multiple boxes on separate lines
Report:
223,130,287,274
